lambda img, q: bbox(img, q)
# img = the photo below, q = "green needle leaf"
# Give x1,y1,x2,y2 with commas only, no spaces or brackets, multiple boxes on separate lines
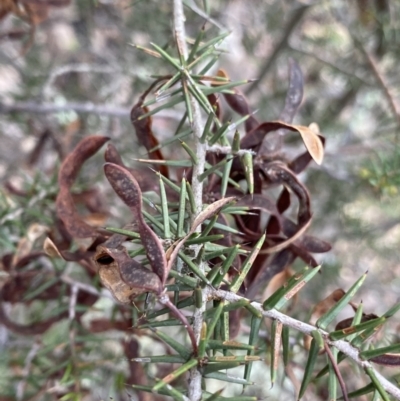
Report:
150,42,182,70
206,301,224,341
232,130,240,154
282,325,290,367
198,322,208,358
132,355,186,363
133,158,193,167
243,315,262,386
204,372,254,385
200,111,215,143
329,317,386,341
105,226,140,239
317,271,368,330
327,347,338,401
153,359,198,392
364,367,391,401
150,328,192,360
298,338,320,399
187,23,205,63
185,179,196,214
220,157,233,198
180,140,198,164
230,233,265,293
159,177,171,239
212,244,240,287
178,251,211,285
202,361,242,375
177,178,187,237
263,265,322,310
360,343,400,360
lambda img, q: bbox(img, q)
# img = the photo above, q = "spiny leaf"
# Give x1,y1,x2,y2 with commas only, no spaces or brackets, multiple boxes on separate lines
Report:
132,355,186,363
329,317,386,341
204,372,254,386
230,233,265,293
263,265,321,311
364,367,391,401
243,315,262,386
152,359,198,392
298,338,320,399
316,272,368,330
167,197,236,273
177,178,187,237
150,327,192,360
361,344,400,366
159,177,171,239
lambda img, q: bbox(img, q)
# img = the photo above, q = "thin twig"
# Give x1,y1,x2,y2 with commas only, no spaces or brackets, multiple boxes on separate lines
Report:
60,274,115,300
289,45,373,86
358,43,400,127
16,341,41,400
324,342,350,401
246,5,309,95
0,101,182,120
212,288,400,401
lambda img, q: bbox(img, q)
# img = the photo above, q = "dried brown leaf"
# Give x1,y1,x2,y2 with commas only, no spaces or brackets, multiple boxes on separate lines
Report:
43,237,62,259
94,245,162,303
130,102,169,178
214,69,259,133
166,197,236,273
56,136,109,238
103,163,168,284
261,161,311,225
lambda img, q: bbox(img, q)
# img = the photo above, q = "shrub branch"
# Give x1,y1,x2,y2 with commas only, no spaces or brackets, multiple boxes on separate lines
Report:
211,288,400,400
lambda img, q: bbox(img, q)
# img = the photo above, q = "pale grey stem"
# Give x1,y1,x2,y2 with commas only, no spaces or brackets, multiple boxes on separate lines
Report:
61,274,117,301
0,101,182,120
69,285,79,321
206,144,256,156
212,288,400,400
173,0,206,400
16,341,41,400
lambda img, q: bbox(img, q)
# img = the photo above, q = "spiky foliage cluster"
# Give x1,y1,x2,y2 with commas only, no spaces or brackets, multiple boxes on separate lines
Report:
1,2,400,401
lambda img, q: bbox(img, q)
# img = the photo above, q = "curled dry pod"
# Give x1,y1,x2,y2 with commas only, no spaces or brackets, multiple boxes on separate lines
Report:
267,187,291,235
94,245,162,303
104,143,160,194
278,58,304,124
103,163,168,285
130,101,169,178
56,135,109,238
235,194,283,240
257,58,304,158
242,121,324,166
261,161,311,226
282,218,331,253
